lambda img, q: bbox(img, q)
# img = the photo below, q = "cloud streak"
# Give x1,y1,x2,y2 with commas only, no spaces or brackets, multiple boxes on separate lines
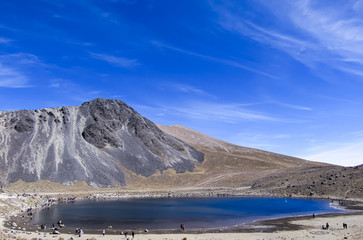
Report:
152,41,278,79
271,101,312,111
157,101,284,123
161,82,217,98
89,52,140,68
0,37,13,44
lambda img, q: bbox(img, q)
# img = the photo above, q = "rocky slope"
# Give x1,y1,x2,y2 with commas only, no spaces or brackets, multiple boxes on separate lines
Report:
0,98,204,187
250,164,363,199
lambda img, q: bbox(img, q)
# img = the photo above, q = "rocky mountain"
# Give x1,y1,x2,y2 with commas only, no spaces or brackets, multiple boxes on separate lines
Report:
2,98,348,193
0,98,204,187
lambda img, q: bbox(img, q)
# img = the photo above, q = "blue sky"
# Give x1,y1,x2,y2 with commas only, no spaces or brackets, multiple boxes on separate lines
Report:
0,0,362,166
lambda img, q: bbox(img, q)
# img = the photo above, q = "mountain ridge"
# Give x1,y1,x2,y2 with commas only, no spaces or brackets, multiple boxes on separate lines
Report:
1,98,346,194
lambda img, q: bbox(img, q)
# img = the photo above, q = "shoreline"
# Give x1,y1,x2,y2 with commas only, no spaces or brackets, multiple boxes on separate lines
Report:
2,211,363,240
1,189,363,239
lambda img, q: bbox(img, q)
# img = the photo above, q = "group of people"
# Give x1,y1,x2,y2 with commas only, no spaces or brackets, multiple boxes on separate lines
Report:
322,222,348,230
322,222,329,230
119,230,135,239
75,228,83,237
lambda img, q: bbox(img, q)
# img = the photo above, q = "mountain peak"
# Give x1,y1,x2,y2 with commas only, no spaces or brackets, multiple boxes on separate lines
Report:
0,99,204,187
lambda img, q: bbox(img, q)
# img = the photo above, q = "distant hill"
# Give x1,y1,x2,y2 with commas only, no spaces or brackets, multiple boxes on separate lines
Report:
154,124,327,188
155,124,363,198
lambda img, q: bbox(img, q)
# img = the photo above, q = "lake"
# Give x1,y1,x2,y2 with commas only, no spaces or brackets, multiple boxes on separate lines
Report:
33,197,343,230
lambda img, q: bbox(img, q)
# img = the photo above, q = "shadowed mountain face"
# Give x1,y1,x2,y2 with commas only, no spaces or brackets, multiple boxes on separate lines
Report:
0,98,204,187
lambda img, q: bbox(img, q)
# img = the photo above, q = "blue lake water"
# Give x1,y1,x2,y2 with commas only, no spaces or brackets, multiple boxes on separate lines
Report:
33,197,343,230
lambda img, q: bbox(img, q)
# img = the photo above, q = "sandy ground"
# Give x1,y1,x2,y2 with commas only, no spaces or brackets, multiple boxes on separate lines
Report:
1,213,363,240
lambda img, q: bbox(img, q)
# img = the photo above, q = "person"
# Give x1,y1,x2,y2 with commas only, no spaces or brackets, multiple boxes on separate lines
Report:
132,231,135,239
326,222,329,230
180,224,185,230
79,228,83,237
102,229,105,236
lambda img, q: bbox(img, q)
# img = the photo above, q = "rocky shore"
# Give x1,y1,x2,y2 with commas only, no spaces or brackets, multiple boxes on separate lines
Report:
1,186,363,239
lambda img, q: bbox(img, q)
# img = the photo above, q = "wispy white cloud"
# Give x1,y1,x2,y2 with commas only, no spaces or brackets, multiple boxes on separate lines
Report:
303,141,363,167
271,101,312,111
212,4,317,65
0,37,13,44
48,79,110,105
160,101,284,123
152,41,278,79
319,95,362,105
135,100,283,124
286,1,363,76
161,82,217,98
1,53,43,65
0,64,30,88
274,134,292,139
212,0,363,79
100,12,119,24
291,1,363,53
351,131,363,137
89,52,140,68
0,24,18,32
49,78,75,89
231,132,294,151
0,53,45,88
89,90,102,95
66,40,94,47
